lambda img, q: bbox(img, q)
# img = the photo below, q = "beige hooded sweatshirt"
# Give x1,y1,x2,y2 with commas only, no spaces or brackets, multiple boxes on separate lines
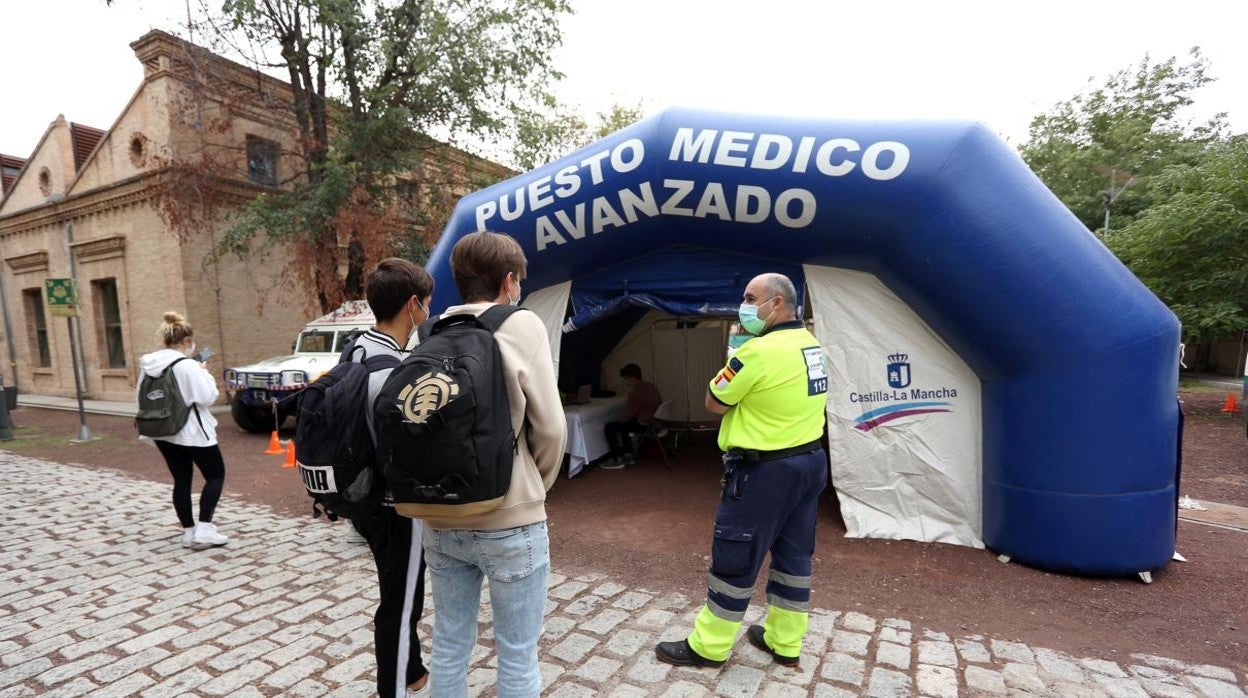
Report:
417,302,567,531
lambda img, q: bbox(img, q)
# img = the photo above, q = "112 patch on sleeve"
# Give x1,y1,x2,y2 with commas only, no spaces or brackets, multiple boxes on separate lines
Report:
802,347,828,395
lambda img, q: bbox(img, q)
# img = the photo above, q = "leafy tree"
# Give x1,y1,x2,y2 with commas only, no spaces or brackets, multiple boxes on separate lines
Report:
1020,48,1226,234
1110,137,1248,342
512,99,646,170
593,103,647,139
172,0,570,312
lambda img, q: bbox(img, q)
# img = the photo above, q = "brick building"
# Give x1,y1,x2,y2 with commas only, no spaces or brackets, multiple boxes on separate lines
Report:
0,30,510,403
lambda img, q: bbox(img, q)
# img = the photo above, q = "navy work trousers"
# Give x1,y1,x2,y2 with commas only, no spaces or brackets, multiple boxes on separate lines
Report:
691,448,828,658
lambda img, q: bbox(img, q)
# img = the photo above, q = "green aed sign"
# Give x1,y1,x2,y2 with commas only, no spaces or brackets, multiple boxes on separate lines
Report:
45,278,79,318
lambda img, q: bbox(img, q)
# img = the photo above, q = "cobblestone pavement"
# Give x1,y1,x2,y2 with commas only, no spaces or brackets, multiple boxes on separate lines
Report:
1,452,1245,697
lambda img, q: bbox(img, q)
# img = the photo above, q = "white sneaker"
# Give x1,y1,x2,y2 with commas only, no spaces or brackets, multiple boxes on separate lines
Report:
191,522,228,549
345,521,368,544
405,680,431,697
181,527,195,548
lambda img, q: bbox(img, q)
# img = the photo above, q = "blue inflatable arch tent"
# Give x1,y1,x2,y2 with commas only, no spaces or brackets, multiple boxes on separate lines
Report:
427,108,1181,576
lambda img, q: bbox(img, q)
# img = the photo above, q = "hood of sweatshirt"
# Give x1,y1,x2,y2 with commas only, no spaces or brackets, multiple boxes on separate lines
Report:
139,348,192,378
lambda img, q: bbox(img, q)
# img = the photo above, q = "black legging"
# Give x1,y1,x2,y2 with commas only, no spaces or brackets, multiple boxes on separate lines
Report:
155,441,225,528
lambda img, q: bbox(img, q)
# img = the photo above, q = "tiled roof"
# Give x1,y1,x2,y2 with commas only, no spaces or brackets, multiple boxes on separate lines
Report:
0,153,25,193
69,123,106,172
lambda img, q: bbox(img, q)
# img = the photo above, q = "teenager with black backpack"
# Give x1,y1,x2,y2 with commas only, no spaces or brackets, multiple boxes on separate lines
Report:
376,232,566,697
298,258,433,698
135,311,227,550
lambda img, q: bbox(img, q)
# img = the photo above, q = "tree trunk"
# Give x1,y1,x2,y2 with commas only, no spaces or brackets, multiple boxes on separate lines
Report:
343,238,367,301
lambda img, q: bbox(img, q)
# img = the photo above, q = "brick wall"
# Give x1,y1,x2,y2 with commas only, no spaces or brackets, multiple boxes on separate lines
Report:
0,29,511,404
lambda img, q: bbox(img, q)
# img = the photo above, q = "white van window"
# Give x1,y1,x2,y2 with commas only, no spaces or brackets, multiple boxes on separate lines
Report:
297,330,335,353
334,330,363,353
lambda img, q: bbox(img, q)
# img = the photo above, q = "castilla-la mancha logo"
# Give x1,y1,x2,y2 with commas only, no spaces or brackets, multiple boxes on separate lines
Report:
886,352,911,389
847,351,958,432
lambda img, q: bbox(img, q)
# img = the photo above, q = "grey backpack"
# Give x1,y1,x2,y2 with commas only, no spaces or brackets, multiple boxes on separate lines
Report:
136,358,196,437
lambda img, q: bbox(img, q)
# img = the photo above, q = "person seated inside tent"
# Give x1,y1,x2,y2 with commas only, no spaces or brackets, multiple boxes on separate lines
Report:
601,364,662,469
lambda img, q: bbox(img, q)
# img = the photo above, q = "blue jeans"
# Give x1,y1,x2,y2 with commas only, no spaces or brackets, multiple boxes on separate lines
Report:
424,521,550,697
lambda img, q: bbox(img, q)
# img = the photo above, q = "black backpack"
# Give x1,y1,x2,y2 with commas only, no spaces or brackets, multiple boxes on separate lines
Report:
136,358,195,437
375,305,523,519
295,345,400,521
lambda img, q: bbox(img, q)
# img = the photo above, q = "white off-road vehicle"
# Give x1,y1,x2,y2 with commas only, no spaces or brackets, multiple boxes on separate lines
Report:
224,301,374,432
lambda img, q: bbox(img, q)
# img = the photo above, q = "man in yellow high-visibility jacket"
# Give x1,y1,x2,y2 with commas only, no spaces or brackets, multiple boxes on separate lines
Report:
656,272,829,668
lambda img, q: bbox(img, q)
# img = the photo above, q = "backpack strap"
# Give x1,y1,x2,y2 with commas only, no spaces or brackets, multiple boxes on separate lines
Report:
163,356,190,376
191,404,209,440
164,357,208,440
475,304,528,333
428,305,528,336
362,354,401,372
339,339,366,364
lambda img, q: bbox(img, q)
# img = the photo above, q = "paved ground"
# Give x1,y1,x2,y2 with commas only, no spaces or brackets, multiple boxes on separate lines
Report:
1,452,1245,697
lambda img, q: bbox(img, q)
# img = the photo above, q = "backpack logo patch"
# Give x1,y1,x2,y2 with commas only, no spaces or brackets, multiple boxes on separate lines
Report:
299,463,338,494
145,389,165,401
398,372,460,423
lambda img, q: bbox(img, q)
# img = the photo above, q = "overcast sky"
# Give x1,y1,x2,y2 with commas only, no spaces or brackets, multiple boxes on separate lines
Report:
1,0,1245,158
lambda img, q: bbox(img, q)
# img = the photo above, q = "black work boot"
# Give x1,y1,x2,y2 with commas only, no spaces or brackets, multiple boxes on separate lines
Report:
654,639,726,668
746,625,799,666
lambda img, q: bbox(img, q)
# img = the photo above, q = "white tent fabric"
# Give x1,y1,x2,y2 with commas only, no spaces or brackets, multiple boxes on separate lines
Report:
601,312,730,422
804,264,984,548
600,310,660,391
652,326,726,422
685,327,730,422
521,281,572,372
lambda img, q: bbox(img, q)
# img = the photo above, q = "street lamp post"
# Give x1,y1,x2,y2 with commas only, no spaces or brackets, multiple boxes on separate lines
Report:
1096,165,1137,236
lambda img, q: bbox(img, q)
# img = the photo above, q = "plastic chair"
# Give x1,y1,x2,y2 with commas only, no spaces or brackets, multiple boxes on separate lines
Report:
635,399,677,469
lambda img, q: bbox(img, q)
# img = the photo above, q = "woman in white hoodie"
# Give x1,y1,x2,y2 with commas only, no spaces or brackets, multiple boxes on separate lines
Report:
137,312,228,549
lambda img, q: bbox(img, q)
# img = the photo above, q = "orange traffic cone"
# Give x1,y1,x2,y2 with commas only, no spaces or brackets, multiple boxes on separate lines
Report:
1221,393,1239,414
264,431,283,455
282,440,297,469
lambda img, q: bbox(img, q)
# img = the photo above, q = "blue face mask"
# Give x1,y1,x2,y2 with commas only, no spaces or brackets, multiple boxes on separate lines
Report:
738,298,774,336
